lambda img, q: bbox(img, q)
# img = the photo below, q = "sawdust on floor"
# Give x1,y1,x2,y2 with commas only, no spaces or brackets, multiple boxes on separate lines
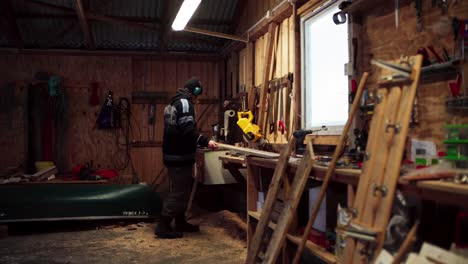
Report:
0,210,247,264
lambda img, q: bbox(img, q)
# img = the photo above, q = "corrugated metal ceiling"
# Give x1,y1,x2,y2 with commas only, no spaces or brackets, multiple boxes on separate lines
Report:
0,0,239,53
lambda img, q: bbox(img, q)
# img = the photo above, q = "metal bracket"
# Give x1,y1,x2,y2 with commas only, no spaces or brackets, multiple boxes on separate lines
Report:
359,247,374,257
350,208,358,218
371,59,411,77
359,244,376,261
364,152,371,161
385,120,401,133
375,94,383,104
373,184,388,197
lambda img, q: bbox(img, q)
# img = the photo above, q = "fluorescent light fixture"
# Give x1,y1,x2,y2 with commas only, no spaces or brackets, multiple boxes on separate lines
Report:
171,0,202,31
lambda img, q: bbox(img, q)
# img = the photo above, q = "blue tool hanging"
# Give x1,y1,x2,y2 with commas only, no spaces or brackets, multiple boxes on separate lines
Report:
96,91,120,129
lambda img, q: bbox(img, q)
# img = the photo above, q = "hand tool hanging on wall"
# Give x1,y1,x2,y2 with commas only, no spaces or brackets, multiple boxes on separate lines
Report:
278,81,285,136
273,79,280,141
148,104,155,125
352,38,358,75
148,102,156,141
96,91,119,129
427,45,444,63
268,80,276,135
415,0,423,32
417,47,431,66
448,73,462,97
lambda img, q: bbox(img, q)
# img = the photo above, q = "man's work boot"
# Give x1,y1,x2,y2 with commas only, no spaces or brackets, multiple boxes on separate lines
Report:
155,215,183,239
175,215,200,233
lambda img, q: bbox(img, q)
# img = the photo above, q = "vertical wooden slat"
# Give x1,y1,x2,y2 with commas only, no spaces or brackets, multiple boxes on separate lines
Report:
189,60,202,92
176,60,189,88
226,57,232,99
164,60,177,92
254,37,263,87
292,4,300,132
282,19,289,76
258,23,276,135
219,60,226,102
276,20,282,79
246,42,255,111
231,51,239,97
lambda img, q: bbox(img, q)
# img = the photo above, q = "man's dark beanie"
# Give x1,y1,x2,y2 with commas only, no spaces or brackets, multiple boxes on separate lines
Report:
184,77,202,94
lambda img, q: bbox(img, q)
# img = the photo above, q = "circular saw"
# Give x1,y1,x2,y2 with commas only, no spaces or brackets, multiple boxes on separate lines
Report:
236,110,266,148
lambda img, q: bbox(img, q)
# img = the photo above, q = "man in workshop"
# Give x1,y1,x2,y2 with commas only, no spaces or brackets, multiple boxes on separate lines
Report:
157,77,219,239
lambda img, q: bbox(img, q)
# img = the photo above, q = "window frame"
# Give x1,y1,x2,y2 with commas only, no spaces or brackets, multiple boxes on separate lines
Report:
300,0,352,135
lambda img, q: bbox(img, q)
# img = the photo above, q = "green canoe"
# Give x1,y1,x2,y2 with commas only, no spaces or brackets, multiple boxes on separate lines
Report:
0,184,162,223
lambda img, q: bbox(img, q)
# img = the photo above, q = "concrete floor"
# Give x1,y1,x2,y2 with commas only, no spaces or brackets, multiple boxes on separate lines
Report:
0,211,247,264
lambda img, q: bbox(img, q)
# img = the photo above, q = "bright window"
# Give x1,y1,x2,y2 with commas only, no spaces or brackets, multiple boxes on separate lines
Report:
301,1,349,134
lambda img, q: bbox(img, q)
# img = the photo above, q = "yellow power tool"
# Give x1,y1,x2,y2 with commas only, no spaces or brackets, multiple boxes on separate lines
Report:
236,111,265,146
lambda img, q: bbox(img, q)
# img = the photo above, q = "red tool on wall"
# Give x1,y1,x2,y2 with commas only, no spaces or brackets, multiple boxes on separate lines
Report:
448,73,462,97
278,83,285,135
427,45,444,63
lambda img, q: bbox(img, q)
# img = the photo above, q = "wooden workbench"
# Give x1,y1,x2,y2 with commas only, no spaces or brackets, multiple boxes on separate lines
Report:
220,153,468,263
220,154,468,209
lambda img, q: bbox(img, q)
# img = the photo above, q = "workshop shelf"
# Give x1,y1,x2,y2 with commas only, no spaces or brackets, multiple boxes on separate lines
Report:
248,210,337,264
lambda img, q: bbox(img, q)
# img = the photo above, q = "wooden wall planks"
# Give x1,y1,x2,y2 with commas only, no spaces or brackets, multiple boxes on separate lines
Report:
237,15,294,143
0,54,222,185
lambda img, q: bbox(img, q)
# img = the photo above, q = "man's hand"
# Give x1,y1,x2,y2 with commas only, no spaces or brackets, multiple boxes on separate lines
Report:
208,140,219,150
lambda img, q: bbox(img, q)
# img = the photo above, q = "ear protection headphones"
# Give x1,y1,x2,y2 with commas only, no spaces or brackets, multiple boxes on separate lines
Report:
193,85,203,96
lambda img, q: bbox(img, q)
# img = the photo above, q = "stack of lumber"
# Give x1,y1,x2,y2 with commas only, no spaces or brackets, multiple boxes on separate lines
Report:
0,167,24,184
0,166,58,184
28,166,57,182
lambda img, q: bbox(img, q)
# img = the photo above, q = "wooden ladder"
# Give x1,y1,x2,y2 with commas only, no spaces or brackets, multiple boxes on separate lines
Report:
341,55,423,263
246,138,315,264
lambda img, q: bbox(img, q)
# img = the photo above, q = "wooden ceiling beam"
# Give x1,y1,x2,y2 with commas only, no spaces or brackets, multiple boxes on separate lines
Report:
88,13,161,32
26,0,161,32
74,0,95,49
167,31,223,47
6,13,230,27
0,47,223,60
184,26,247,43
0,0,24,48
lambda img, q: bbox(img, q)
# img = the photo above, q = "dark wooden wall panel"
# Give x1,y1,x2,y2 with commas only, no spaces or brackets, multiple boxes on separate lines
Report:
0,55,221,185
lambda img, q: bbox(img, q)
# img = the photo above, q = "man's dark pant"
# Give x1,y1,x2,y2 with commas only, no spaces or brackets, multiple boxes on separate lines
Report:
162,165,194,217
